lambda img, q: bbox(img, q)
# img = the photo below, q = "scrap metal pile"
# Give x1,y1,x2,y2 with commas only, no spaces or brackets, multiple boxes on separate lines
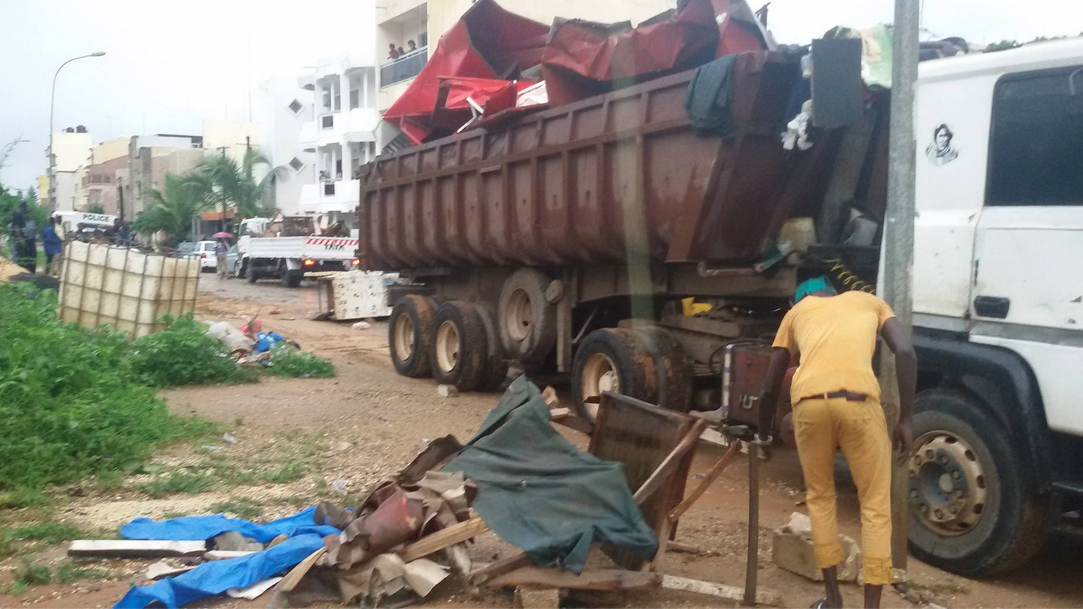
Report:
77,378,774,608
382,0,772,145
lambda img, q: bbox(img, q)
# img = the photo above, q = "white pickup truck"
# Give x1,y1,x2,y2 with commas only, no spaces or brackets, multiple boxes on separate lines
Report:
236,216,359,287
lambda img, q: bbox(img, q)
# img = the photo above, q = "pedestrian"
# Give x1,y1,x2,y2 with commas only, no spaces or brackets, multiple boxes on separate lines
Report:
112,218,131,247
388,43,401,60
42,215,63,276
9,201,38,273
407,39,417,52
756,276,916,609
215,238,229,280
396,46,405,57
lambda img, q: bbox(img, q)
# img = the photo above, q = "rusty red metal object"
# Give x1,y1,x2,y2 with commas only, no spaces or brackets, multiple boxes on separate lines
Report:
360,488,425,555
359,51,800,270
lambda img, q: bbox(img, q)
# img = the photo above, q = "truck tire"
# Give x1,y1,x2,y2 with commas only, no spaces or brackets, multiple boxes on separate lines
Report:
472,303,509,392
572,328,658,421
498,268,557,369
389,295,437,378
247,265,259,283
633,326,692,413
431,301,488,392
907,389,1049,576
282,269,303,288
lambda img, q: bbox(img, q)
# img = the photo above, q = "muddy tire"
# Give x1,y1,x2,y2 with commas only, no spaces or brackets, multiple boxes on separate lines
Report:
907,389,1049,576
389,295,437,378
282,269,303,288
498,268,557,369
431,301,488,392
246,263,259,283
633,327,692,413
472,303,509,392
571,328,658,421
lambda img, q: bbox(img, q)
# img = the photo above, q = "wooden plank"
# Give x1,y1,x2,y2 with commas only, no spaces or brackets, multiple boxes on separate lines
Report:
470,553,533,586
488,567,662,591
67,540,206,559
650,517,673,572
665,541,720,557
549,408,594,434
398,516,489,562
668,441,743,521
632,419,708,505
661,575,781,606
542,386,560,408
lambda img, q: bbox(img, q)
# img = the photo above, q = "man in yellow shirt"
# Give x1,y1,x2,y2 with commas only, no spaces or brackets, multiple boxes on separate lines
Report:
756,276,916,609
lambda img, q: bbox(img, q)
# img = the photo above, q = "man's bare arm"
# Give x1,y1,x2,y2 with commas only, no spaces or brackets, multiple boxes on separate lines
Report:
757,347,792,439
881,317,917,457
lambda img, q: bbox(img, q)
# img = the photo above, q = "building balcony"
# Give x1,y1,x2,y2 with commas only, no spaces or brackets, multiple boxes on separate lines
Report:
299,108,381,150
299,179,360,215
380,48,427,88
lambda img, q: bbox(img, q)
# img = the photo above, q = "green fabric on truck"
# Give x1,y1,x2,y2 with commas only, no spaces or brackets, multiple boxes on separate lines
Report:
444,377,658,573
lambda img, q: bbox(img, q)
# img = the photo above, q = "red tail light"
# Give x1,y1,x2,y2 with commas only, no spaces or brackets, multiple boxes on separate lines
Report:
303,258,316,267
350,258,360,267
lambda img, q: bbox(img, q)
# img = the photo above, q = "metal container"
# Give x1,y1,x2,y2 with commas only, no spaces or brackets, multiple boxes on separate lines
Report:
58,241,200,337
359,51,800,270
316,270,401,320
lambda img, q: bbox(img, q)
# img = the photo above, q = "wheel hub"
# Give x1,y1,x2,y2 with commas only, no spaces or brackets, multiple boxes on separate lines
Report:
435,321,460,373
909,432,987,536
580,353,618,419
394,315,414,360
504,288,533,342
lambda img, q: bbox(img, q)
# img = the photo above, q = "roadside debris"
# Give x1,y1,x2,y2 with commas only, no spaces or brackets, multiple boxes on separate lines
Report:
221,432,238,445
437,384,459,398
352,320,372,330
772,512,860,582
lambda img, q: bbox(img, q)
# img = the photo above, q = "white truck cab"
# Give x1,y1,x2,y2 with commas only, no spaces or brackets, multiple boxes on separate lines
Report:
908,37,1083,575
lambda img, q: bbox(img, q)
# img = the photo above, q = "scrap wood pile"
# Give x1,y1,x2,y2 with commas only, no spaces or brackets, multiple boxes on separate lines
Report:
79,377,775,608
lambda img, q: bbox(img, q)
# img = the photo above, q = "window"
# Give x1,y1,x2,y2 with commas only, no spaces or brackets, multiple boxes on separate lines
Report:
350,88,360,110
987,67,1083,206
288,99,303,114
321,115,334,130
289,157,304,172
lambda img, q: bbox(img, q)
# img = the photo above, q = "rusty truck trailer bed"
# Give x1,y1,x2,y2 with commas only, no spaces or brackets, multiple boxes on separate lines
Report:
359,52,803,271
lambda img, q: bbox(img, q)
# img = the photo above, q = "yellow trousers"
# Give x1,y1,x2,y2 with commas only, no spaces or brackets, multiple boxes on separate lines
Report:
793,397,893,586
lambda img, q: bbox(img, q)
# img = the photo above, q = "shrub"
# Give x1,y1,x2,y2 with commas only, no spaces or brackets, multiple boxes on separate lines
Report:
129,315,259,387
264,344,335,379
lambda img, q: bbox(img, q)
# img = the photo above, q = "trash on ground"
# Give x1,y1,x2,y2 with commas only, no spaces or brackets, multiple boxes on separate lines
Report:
352,320,371,330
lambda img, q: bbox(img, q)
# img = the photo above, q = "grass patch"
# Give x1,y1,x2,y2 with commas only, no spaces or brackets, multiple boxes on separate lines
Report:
264,345,335,379
11,558,52,594
0,285,221,495
208,497,263,520
3,522,82,544
56,562,111,584
0,488,48,509
260,461,307,485
138,471,215,498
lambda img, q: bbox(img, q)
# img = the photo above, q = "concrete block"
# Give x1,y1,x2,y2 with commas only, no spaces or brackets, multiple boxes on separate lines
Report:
514,586,560,609
772,513,860,582
437,384,459,398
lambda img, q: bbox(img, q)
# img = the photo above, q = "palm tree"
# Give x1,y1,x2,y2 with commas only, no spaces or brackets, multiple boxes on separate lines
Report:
187,147,289,224
132,174,209,246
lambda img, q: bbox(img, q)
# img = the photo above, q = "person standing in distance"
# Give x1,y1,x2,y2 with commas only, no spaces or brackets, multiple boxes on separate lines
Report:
756,276,916,609
42,216,63,276
215,239,229,280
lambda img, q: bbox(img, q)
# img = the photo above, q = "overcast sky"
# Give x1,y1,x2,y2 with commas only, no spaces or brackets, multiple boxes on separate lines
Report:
1,0,1080,192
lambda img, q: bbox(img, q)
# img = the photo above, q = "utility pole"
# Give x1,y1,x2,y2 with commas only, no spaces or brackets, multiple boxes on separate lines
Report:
880,0,920,575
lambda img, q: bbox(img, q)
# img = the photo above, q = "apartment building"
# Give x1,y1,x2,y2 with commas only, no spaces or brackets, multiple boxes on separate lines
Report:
47,127,92,212
123,133,204,222
80,137,128,214
374,0,677,147
258,76,312,216
294,54,380,228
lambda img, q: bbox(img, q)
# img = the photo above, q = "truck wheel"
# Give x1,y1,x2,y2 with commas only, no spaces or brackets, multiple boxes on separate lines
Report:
247,267,259,283
907,389,1049,576
282,269,303,288
389,295,436,378
572,328,658,421
472,303,509,392
431,301,487,391
633,327,692,413
498,269,557,369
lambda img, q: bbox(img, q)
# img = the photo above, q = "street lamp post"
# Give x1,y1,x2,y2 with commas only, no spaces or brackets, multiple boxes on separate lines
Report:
49,51,105,212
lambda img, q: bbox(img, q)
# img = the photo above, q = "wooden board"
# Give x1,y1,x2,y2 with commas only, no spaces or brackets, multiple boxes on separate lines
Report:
661,575,781,606
488,567,662,591
68,540,206,559
398,516,489,562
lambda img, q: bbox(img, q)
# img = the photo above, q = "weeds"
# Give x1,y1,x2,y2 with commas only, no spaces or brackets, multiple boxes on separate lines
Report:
0,285,219,493
208,497,263,520
260,461,307,484
138,471,216,498
129,315,260,387
3,522,82,544
264,344,335,379
12,558,52,593
56,562,110,584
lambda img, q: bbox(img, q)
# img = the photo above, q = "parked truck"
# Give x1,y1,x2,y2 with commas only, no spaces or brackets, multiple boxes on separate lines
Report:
358,41,1083,577
237,216,359,287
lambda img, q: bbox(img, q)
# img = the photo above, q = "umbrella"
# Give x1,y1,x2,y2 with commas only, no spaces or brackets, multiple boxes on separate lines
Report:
213,232,233,239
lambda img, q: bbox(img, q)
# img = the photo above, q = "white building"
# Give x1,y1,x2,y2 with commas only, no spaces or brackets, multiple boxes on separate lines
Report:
258,77,312,216
295,55,381,229
47,128,93,212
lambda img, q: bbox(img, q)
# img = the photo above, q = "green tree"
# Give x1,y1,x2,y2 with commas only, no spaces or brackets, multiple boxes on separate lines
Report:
187,148,288,224
25,186,37,203
85,203,105,214
132,174,209,246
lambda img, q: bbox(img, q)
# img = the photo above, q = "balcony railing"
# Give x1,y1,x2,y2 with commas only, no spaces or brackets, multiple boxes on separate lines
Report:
380,48,427,87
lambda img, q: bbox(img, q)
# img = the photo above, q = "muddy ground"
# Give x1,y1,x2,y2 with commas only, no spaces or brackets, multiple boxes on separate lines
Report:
1,275,1081,608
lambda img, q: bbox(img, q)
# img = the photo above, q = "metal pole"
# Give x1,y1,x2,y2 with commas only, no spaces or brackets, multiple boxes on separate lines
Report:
743,442,760,605
880,0,920,575
49,52,105,213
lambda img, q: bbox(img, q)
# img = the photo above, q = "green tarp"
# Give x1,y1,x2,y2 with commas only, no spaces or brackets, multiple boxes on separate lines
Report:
444,377,658,572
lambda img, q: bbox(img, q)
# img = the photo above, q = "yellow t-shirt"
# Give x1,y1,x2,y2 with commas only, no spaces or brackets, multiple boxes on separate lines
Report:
772,291,895,403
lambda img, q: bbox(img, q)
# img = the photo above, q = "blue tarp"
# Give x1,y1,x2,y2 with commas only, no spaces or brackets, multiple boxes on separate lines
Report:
114,534,325,609
120,506,339,543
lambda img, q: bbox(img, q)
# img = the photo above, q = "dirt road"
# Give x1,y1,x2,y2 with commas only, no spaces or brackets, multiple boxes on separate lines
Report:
3,275,1081,608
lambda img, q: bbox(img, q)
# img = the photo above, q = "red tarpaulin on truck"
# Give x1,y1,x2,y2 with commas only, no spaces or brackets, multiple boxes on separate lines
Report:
382,0,549,144
431,76,539,131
